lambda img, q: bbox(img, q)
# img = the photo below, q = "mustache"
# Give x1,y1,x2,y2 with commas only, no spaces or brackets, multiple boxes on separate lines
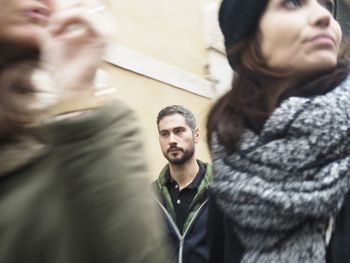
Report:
167,146,183,153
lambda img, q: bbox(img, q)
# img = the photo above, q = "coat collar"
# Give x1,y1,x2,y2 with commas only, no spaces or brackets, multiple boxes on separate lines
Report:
0,137,47,176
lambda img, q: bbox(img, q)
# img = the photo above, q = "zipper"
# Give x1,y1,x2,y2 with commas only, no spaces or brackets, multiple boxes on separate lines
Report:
179,238,184,263
178,199,208,263
181,199,208,238
153,193,182,239
153,193,208,263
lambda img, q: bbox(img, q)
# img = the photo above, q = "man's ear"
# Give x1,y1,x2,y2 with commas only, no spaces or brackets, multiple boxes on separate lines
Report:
344,0,350,8
193,128,200,143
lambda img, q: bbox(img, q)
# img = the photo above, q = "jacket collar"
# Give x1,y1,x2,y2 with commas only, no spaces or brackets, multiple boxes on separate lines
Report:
157,160,212,189
0,137,47,176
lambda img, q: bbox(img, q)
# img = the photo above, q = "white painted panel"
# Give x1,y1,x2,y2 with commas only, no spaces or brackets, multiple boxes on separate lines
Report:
201,3,225,54
207,51,233,99
104,42,214,99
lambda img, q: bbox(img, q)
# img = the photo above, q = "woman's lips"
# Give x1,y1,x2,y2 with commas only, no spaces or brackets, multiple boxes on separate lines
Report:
309,34,336,47
23,7,50,21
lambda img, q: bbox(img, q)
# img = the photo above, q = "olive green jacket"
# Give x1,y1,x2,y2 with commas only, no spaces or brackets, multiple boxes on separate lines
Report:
155,161,212,233
0,101,169,263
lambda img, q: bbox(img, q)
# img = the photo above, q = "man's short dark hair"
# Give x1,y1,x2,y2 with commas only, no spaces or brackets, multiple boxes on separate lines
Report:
157,105,197,129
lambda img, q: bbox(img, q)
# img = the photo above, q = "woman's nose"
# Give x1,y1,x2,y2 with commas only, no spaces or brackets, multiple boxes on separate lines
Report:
309,2,332,28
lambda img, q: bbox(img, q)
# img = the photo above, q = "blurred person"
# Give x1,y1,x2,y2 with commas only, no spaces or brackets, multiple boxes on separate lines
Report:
152,105,212,263
0,0,170,262
206,0,350,262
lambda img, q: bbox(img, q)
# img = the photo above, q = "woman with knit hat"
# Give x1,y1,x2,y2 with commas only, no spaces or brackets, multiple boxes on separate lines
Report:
207,0,350,262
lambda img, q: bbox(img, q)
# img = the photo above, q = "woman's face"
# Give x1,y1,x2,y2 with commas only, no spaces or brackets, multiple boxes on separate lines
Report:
0,0,53,48
259,0,342,75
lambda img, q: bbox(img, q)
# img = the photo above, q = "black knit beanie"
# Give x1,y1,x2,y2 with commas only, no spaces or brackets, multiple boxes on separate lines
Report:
218,0,269,68
219,0,339,69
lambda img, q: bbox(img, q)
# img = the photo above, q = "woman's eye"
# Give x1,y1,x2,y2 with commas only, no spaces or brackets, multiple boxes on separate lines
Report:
282,0,301,9
321,0,335,14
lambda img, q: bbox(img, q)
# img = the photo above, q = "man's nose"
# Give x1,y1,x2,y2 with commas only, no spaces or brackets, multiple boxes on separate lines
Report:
169,133,177,144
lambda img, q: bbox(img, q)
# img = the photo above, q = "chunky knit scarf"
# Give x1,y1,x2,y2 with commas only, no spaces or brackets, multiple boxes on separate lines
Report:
211,75,350,263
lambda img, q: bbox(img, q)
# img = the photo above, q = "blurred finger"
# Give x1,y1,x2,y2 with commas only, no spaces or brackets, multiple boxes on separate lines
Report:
51,6,110,38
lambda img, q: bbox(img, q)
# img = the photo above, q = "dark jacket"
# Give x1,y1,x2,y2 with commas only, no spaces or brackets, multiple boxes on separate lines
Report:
152,161,212,263
0,101,170,263
208,190,350,263
327,190,350,263
207,190,243,263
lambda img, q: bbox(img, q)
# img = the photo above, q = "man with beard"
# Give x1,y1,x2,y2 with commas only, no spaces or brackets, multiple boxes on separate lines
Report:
152,105,212,263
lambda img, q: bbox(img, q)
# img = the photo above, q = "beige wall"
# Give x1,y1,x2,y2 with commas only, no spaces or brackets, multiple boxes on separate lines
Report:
104,0,218,179
107,0,213,75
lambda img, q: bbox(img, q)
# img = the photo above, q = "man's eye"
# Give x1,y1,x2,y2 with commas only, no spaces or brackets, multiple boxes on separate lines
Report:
174,129,184,135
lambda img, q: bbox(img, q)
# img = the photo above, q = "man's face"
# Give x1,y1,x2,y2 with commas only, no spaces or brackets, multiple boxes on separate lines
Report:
158,113,199,165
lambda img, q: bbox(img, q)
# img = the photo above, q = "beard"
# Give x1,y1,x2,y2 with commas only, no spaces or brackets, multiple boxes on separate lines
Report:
164,146,195,165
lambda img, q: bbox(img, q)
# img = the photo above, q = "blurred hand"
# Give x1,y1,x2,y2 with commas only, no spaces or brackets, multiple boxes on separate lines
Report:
39,1,108,96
